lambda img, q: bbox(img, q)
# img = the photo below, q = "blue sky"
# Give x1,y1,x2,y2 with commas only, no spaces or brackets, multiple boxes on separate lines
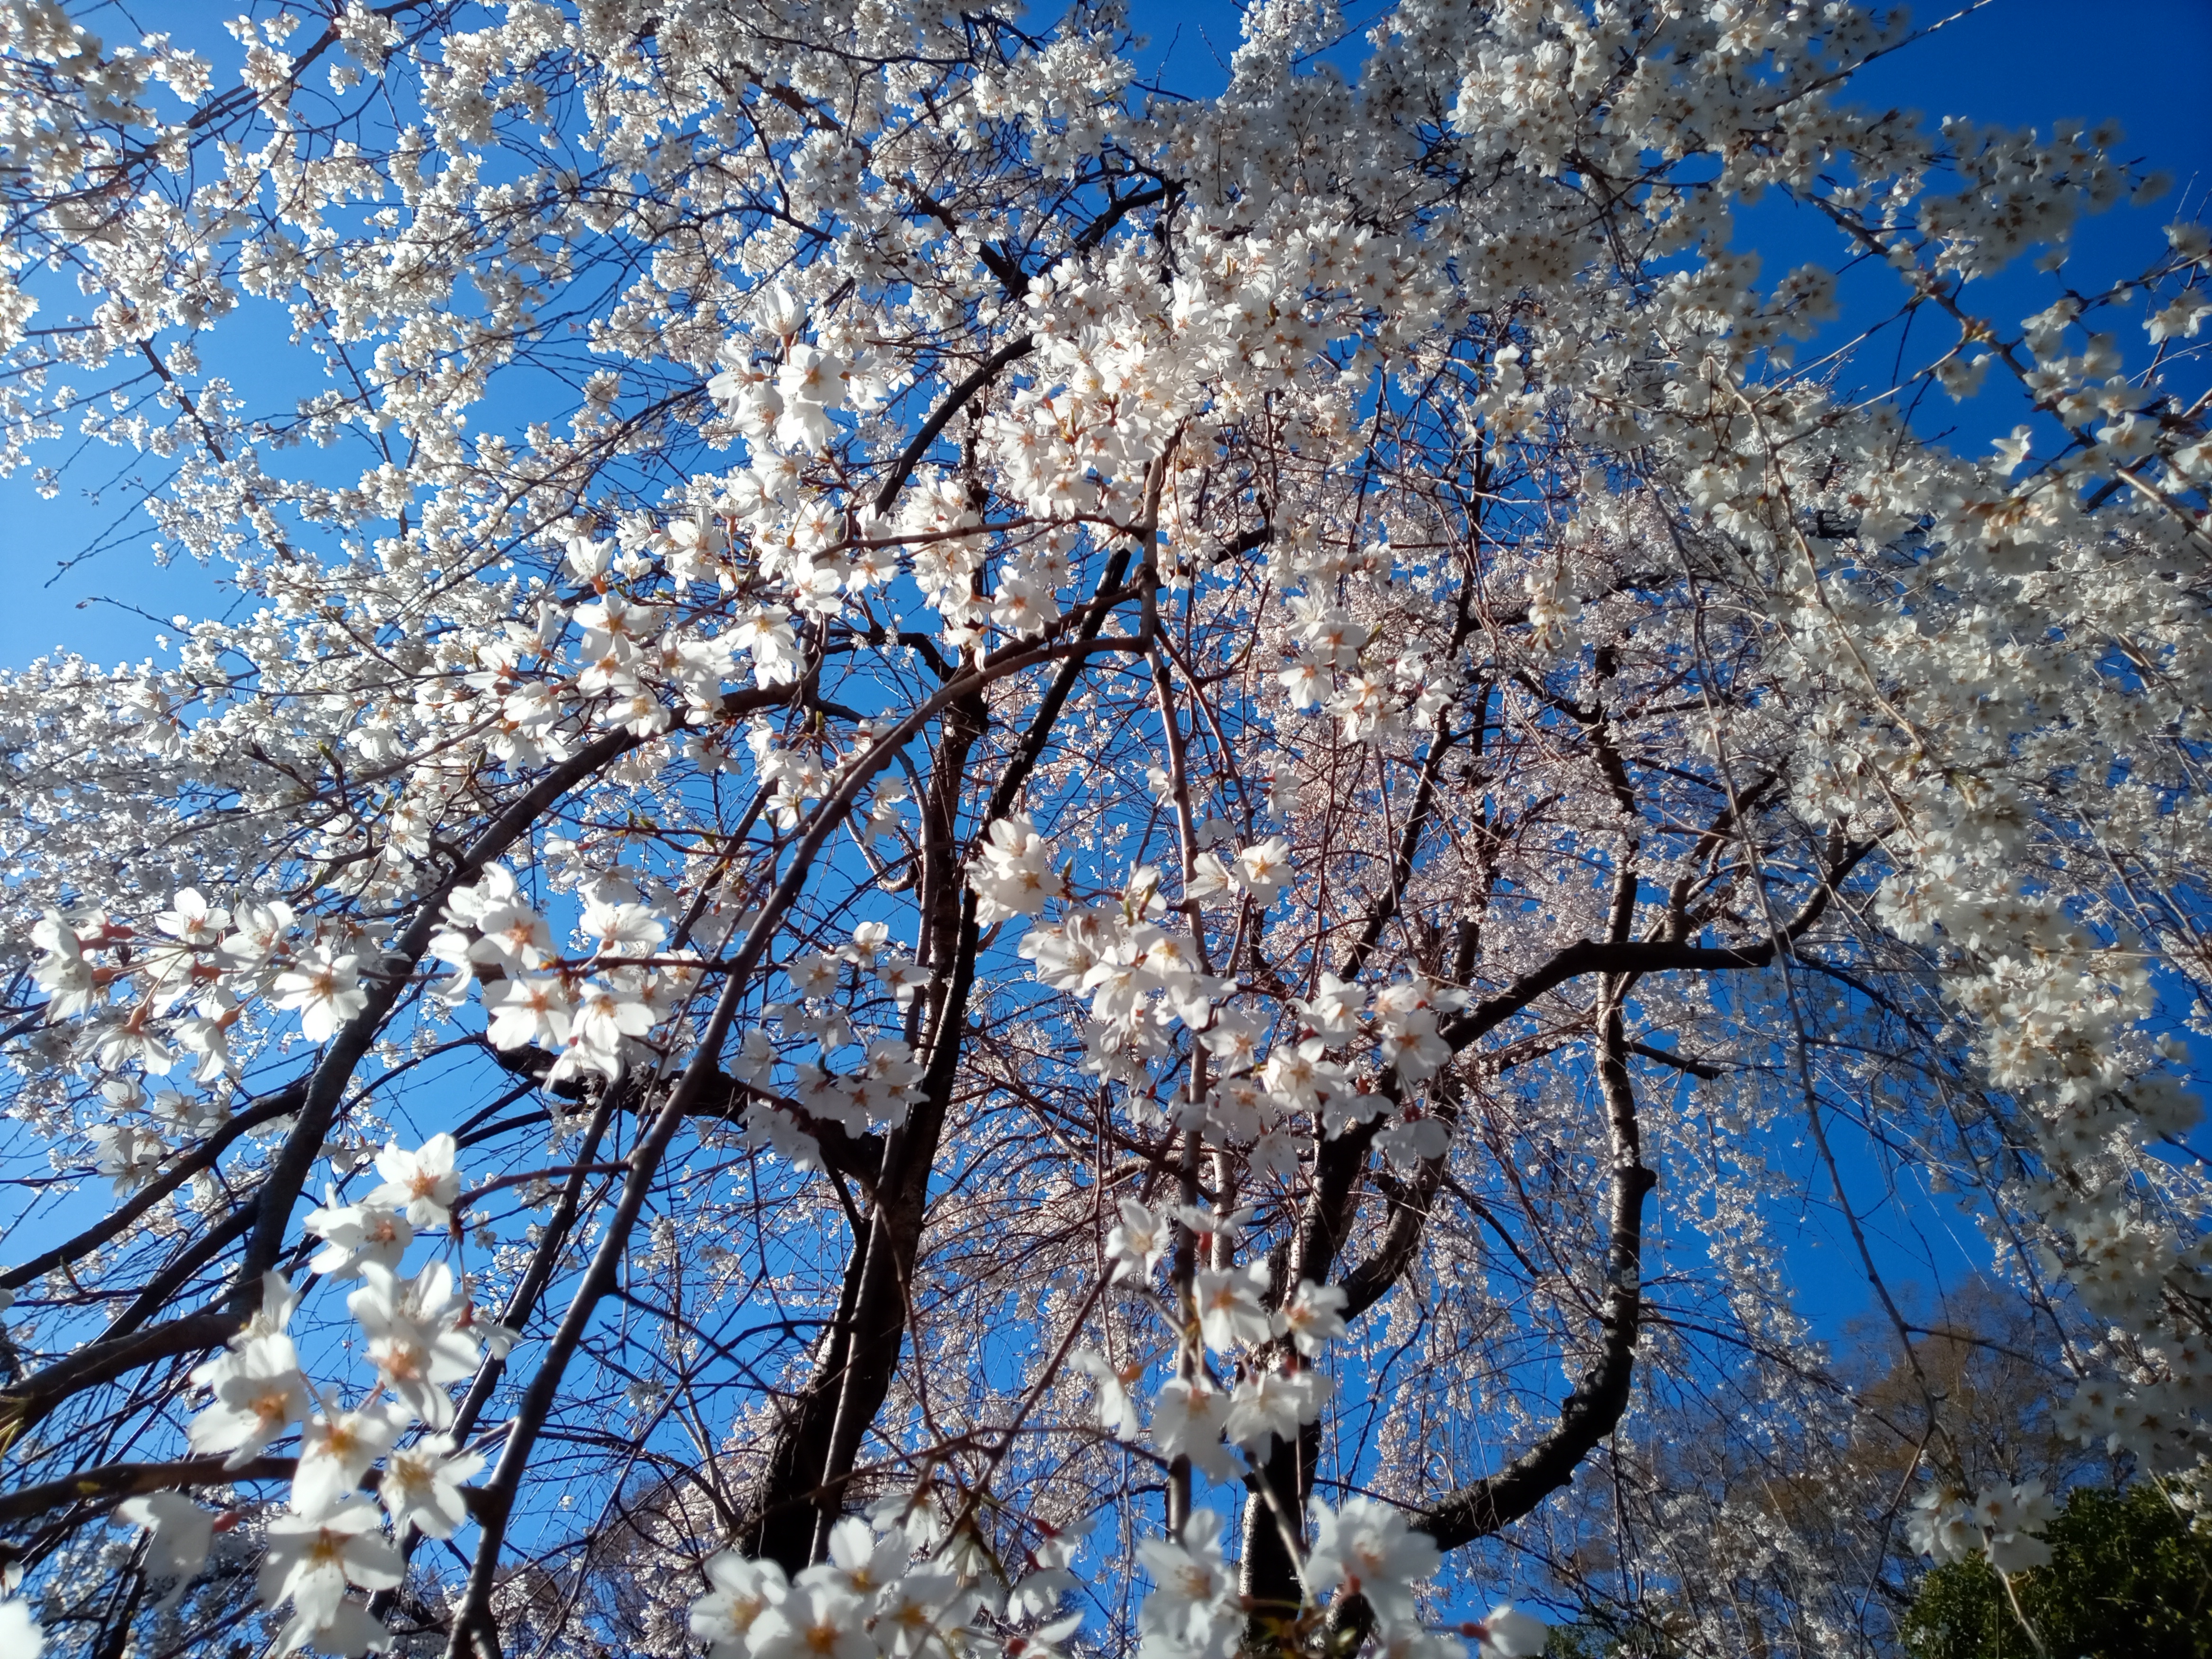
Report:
5,0,2206,671
8,12,2203,1313
1,8,2204,1605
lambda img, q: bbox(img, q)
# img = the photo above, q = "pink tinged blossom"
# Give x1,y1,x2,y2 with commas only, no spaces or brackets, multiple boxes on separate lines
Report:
1328,675,1399,743
1373,982,1461,1083
839,920,891,967
570,592,648,641
1081,941,1151,1025
443,865,521,929
1304,1496,1442,1636
990,572,1058,636
232,1270,302,1346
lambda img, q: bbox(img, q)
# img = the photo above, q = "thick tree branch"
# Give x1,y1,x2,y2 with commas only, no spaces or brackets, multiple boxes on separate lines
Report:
0,1081,305,1296
0,1454,296,1531
1416,989,1652,1548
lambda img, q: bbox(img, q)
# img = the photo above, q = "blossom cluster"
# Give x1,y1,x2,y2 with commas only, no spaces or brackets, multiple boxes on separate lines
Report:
108,1137,500,1655
1904,1481,2061,1576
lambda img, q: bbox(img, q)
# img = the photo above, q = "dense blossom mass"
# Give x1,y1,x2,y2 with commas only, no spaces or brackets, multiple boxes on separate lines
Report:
0,1,2206,1656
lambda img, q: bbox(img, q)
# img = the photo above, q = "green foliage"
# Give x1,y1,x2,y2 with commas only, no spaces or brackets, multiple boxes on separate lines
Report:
1901,1484,2212,1659
1542,1624,1617,1659
1536,1613,1683,1659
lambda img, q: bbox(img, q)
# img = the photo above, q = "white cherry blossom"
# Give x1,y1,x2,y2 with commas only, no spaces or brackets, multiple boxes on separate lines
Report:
258,1495,401,1633
375,1436,487,1540
1305,1496,1443,1636
1271,1280,1349,1355
690,1550,790,1659
346,1262,481,1430
270,949,367,1044
363,1133,462,1230
0,7,2204,1654
1150,1378,1239,1481
1135,1508,1239,1659
115,1492,213,1597
1475,1606,1549,1659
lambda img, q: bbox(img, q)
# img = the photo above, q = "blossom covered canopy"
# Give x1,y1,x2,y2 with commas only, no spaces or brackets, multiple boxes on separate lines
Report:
0,1,2206,1658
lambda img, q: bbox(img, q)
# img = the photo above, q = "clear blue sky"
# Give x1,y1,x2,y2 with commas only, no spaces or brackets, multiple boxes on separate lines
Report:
4,0,2206,680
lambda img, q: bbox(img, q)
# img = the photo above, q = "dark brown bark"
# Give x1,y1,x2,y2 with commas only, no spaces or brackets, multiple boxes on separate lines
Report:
1418,988,1651,1549
1320,998,1654,1659
741,678,989,1573
738,537,1147,1571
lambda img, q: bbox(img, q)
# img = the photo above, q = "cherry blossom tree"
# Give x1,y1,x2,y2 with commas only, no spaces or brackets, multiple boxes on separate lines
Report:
0,2,2207,1658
